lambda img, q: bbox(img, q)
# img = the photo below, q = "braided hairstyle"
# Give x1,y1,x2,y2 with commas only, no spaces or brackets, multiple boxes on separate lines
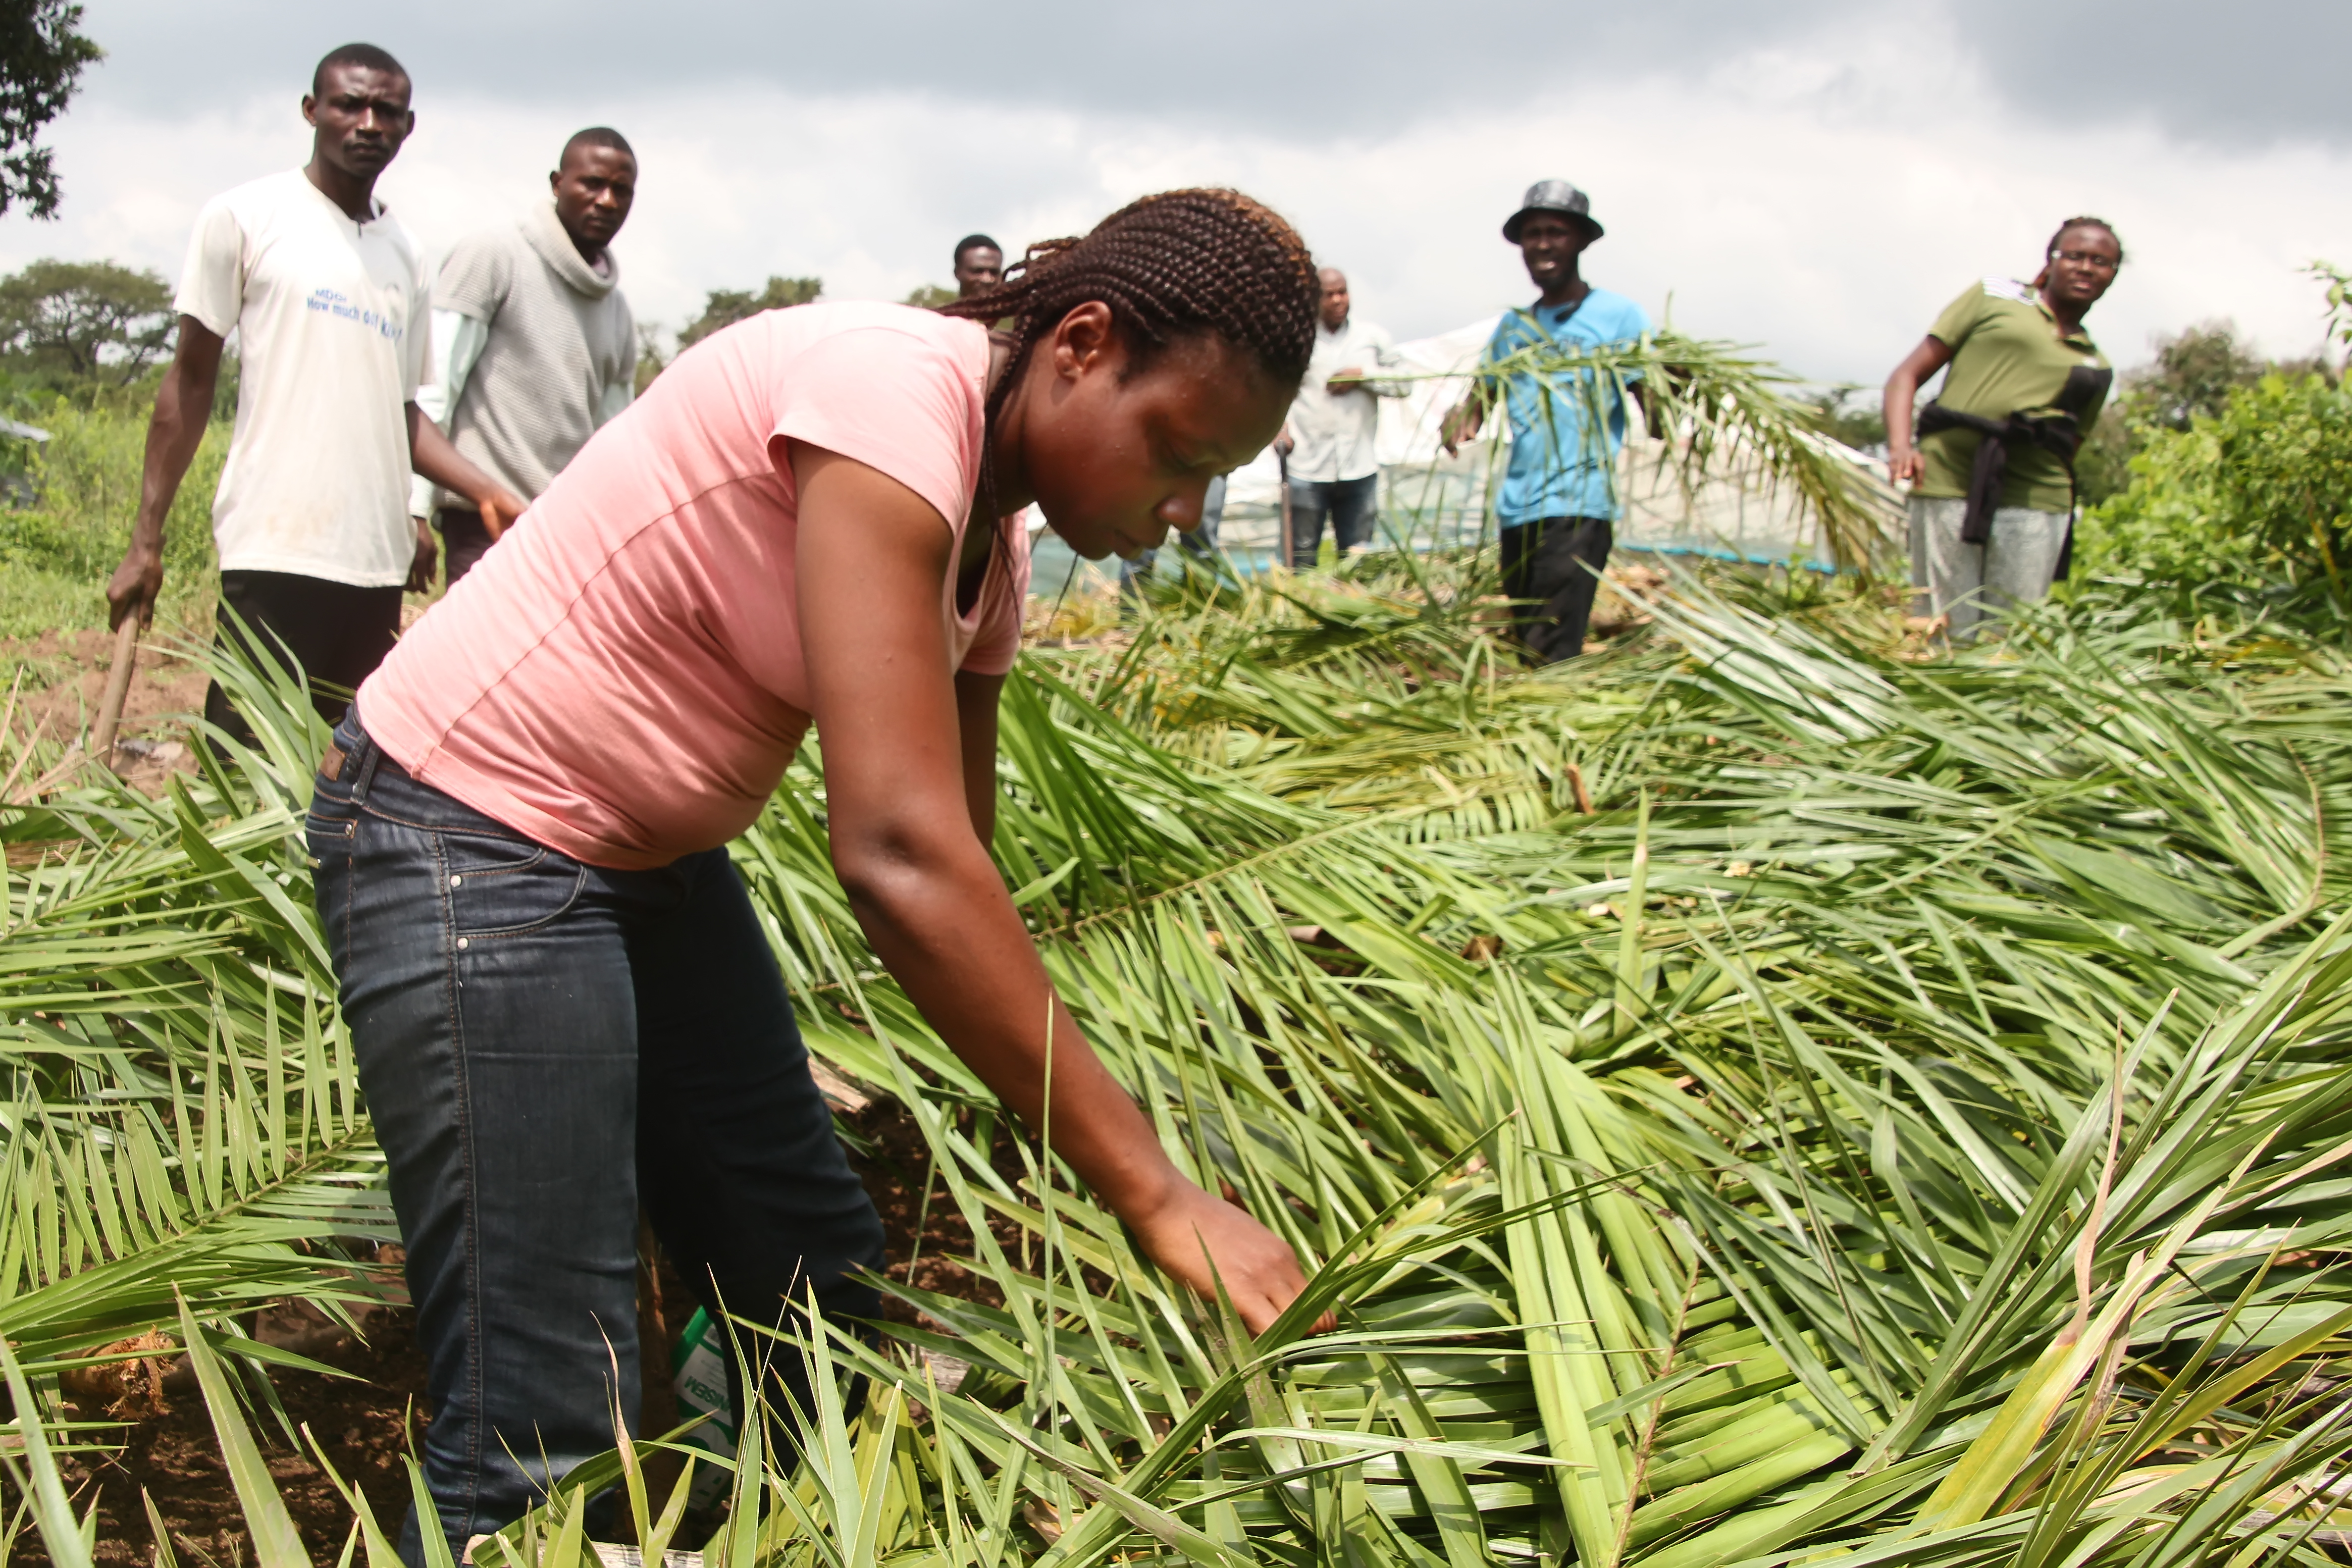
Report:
938,188,1319,443
2032,215,2124,288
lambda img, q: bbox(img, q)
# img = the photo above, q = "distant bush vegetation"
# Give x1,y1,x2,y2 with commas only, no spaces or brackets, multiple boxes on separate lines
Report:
0,404,227,640
2071,369,2352,604
2072,320,2332,505
2069,272,2351,610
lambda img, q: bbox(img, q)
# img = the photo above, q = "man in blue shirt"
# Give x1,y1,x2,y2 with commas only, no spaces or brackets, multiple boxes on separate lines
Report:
1444,180,1650,662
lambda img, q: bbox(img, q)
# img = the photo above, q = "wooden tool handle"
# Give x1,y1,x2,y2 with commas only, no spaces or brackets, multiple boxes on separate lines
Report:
90,614,141,762
1277,451,1293,572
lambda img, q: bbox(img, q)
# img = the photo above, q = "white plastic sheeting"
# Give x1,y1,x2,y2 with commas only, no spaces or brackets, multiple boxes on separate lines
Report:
1208,313,1893,571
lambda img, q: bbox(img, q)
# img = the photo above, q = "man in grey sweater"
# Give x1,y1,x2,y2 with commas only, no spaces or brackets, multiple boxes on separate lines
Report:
417,127,639,584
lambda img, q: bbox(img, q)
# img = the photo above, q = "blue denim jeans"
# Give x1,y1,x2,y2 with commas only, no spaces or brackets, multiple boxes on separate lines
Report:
1287,474,1379,568
305,713,885,1564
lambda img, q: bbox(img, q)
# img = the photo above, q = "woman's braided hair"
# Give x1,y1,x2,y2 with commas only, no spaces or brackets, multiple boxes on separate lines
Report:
937,188,1320,436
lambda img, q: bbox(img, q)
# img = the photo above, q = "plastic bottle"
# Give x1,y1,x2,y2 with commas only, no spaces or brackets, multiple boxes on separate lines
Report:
670,1308,738,1510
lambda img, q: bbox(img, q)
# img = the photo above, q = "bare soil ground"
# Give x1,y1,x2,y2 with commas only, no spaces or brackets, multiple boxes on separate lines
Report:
2,626,210,792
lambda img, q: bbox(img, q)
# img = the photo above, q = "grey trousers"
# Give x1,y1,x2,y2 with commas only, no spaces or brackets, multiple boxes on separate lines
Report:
1908,495,2067,640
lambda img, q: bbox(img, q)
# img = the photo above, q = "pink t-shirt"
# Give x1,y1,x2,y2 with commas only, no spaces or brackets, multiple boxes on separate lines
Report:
358,302,1031,870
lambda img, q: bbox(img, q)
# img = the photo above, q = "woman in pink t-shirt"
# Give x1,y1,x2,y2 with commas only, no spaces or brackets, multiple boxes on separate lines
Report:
304,189,1322,1561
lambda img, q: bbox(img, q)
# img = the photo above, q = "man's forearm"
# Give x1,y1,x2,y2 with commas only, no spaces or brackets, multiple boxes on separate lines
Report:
406,407,517,512
131,369,215,553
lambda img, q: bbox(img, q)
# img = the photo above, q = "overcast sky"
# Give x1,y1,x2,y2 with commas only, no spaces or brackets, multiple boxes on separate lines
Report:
8,0,2351,386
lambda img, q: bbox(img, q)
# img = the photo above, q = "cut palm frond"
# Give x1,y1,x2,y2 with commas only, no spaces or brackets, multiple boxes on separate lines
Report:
8,555,2352,1568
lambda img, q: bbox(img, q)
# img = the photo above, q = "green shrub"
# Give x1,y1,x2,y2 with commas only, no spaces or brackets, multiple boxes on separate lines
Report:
2072,321,2274,505
0,401,226,638
2070,371,2352,597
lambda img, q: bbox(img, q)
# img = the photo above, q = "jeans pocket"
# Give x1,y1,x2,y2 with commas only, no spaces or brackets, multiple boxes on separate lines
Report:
444,831,586,938
305,799,358,846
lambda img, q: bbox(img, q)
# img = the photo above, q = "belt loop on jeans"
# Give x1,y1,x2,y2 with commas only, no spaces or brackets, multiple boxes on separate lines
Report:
350,728,384,804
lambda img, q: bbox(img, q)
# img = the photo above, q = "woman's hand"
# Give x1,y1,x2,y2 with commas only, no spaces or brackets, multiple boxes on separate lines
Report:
1128,1177,1327,1337
1881,334,1954,493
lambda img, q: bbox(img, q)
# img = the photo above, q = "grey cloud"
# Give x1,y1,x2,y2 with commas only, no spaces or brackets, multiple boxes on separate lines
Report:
1970,0,2352,148
77,0,2352,149
82,0,1851,128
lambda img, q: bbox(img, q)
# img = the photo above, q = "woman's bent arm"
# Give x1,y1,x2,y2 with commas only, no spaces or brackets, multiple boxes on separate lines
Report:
1884,334,1955,486
792,443,1320,1335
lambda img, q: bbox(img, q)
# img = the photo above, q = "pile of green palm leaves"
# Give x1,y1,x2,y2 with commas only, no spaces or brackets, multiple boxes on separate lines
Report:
5,556,2352,1568
0,649,390,1374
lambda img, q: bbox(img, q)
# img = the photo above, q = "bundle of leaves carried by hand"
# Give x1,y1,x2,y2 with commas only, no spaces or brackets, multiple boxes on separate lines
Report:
5,558,2351,1568
1442,326,1901,572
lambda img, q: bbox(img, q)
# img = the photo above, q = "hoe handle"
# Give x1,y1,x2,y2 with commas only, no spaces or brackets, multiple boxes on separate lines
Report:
90,614,141,763
1277,451,1293,571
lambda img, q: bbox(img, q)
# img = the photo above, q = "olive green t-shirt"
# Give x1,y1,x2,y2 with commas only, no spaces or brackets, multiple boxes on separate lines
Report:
1917,278,2111,513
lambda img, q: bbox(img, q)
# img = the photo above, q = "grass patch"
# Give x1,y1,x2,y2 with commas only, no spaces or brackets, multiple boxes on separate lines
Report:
0,402,225,639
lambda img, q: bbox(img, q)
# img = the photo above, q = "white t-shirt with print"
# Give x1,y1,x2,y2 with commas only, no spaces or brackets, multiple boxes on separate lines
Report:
176,170,431,588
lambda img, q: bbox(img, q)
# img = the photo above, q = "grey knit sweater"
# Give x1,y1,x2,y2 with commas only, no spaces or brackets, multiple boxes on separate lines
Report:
434,200,636,504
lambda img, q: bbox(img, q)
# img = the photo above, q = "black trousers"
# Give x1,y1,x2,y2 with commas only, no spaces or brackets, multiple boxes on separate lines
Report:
205,569,403,743
435,506,496,587
1499,515,1613,664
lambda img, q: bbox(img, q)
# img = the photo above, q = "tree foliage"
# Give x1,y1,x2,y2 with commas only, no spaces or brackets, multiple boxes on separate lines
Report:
902,283,957,309
0,256,174,397
2312,259,2352,357
0,0,102,220
677,274,823,350
2074,320,2326,503
1798,384,1887,454
632,321,669,396
2073,370,2352,599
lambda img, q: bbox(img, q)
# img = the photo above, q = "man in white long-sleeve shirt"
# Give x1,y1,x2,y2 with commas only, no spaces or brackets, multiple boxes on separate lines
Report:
416,127,639,584
1273,267,1405,568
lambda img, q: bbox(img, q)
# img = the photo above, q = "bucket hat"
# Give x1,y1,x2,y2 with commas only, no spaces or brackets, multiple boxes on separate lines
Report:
1503,179,1603,244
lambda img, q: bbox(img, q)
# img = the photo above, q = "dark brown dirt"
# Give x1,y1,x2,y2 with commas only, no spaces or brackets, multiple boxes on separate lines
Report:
2,626,211,794
15,1091,1009,1565
845,1091,1032,1322
0,597,441,799
42,1297,430,1567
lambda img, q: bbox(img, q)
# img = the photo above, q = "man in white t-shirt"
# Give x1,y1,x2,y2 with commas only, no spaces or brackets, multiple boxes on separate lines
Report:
104,42,522,741
1272,267,1405,567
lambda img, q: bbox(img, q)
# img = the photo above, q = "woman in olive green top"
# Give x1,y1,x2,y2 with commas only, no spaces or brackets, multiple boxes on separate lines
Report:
1884,217,2122,638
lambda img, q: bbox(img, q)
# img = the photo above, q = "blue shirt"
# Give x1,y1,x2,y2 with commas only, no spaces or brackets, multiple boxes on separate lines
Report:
1484,287,1651,525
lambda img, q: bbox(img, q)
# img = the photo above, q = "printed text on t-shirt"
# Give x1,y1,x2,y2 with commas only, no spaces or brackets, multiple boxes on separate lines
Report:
306,287,403,341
